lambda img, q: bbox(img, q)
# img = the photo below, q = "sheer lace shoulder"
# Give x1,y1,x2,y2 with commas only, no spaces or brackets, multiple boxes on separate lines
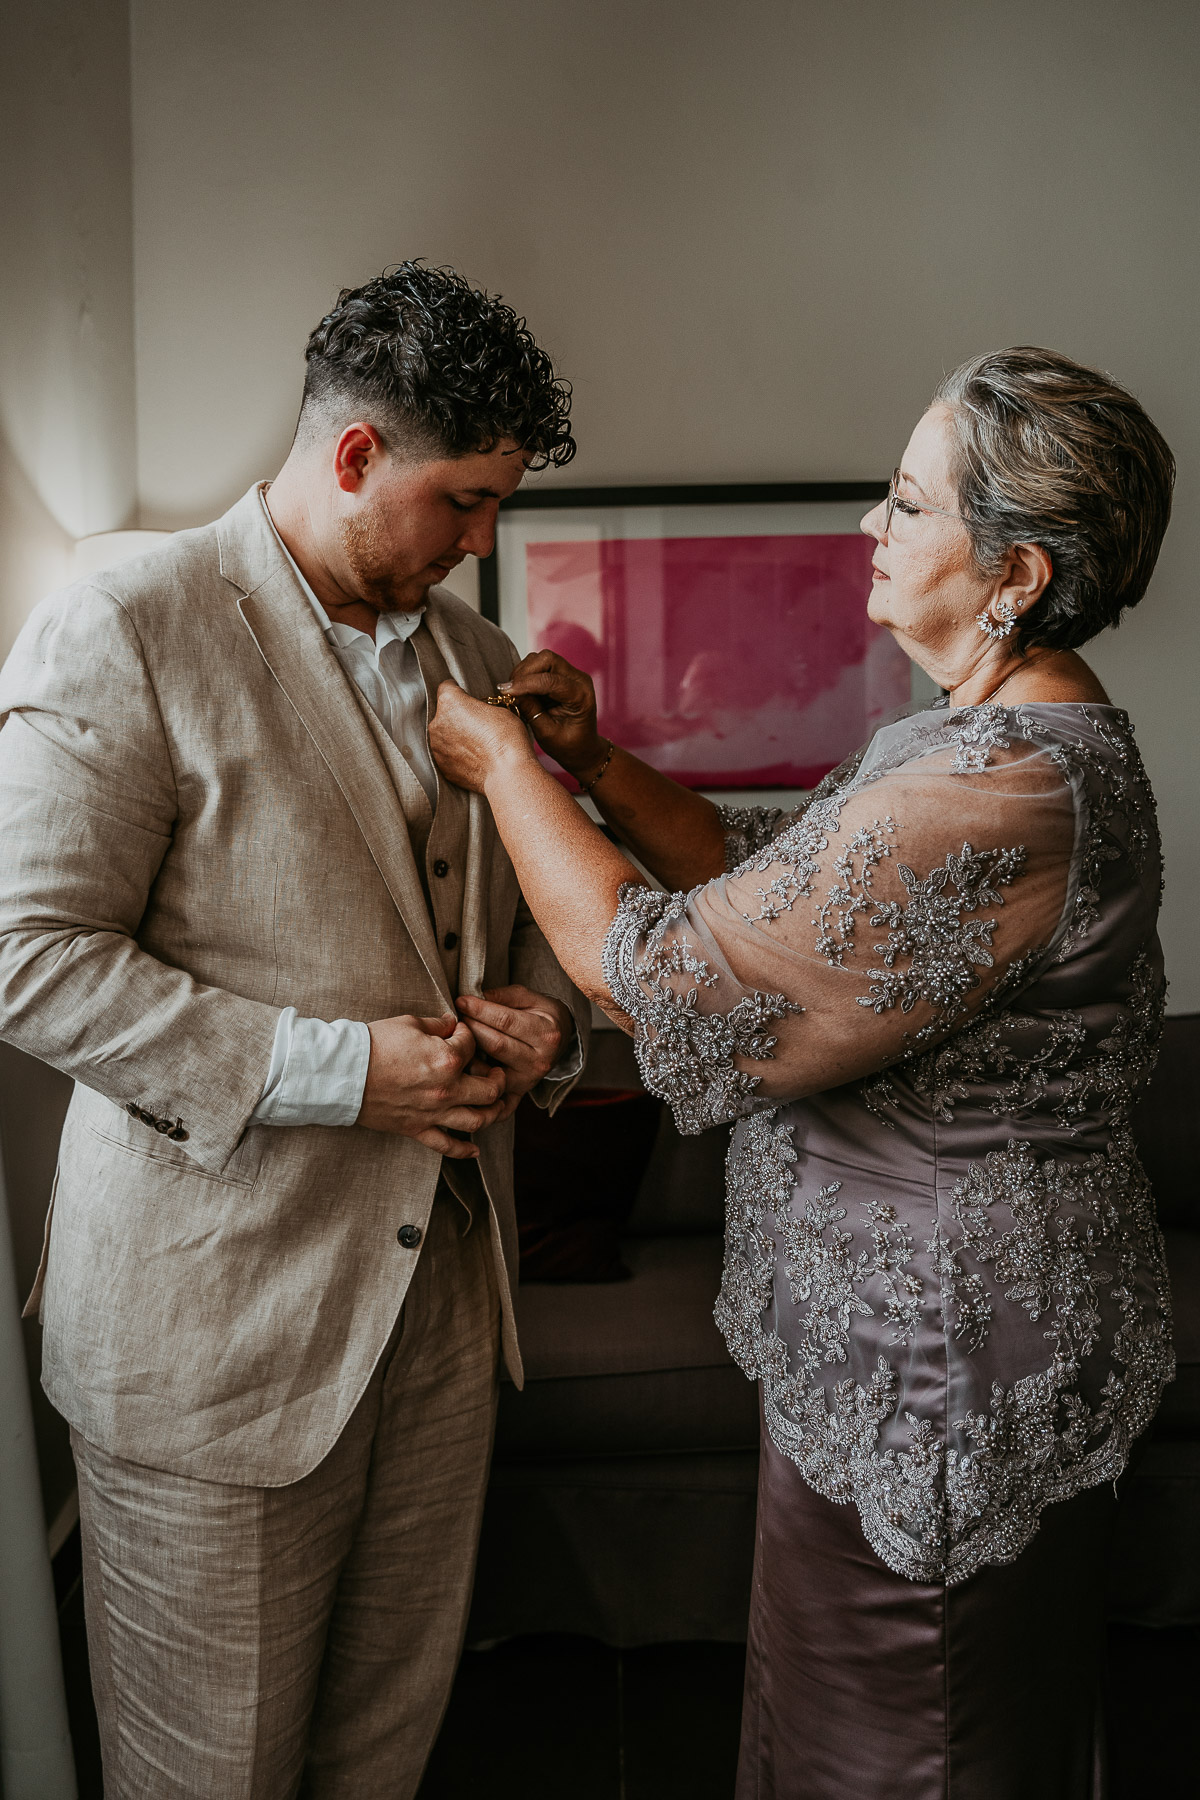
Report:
714,803,788,873
606,705,1081,1132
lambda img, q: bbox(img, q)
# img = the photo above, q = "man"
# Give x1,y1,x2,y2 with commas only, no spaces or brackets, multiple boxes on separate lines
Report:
0,264,588,1797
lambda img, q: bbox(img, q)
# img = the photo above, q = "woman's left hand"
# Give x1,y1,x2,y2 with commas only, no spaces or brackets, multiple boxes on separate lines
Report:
429,681,534,794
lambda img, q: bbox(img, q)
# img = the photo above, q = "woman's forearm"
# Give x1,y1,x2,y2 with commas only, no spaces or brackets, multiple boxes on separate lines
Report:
484,747,643,1011
582,745,727,889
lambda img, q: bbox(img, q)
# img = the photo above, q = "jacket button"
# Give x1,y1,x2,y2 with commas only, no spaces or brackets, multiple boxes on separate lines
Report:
154,1117,173,1134
138,1108,157,1127
397,1224,422,1249
126,1102,141,1119
433,859,449,878
443,931,458,950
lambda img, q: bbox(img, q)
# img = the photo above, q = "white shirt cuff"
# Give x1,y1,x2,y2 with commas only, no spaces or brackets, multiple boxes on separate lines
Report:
252,1007,372,1128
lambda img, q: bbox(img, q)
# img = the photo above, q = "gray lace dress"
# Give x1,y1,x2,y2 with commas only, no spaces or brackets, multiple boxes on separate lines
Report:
601,700,1172,1799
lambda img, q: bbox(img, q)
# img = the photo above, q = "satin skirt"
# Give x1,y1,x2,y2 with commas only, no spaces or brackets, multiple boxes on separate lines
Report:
737,1417,1116,1800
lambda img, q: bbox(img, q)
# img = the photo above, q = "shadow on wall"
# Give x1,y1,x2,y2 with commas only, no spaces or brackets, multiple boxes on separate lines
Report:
0,428,75,662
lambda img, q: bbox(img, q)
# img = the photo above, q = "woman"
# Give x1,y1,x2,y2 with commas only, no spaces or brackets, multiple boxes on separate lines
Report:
430,347,1175,1798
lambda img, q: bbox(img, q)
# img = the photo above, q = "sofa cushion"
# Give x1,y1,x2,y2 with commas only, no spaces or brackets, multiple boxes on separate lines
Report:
584,1027,731,1236
502,1233,755,1459
512,1235,732,1382
626,1114,730,1237
514,1088,660,1282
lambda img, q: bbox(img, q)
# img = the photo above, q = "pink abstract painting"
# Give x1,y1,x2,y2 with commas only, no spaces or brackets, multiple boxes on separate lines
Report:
523,533,910,789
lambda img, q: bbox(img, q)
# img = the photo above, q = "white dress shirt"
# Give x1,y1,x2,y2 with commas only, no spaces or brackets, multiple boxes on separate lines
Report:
253,520,421,1126
253,506,576,1128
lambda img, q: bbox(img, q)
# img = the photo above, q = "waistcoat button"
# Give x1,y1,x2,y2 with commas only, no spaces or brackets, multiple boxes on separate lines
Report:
443,931,458,950
433,859,449,877
397,1224,423,1249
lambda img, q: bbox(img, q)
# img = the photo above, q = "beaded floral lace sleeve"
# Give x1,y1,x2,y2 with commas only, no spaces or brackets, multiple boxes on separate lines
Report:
602,715,1075,1137
601,881,802,1133
714,804,787,873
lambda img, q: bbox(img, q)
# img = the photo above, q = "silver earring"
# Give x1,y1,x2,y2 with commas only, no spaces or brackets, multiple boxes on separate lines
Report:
977,604,1015,641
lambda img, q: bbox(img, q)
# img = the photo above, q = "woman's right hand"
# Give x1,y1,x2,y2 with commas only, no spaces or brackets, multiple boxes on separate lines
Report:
499,650,609,782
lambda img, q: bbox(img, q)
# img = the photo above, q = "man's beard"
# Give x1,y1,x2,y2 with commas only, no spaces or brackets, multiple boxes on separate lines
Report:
338,507,429,615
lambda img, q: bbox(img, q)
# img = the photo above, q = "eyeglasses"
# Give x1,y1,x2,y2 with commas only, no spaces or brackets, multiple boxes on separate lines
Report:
883,468,963,534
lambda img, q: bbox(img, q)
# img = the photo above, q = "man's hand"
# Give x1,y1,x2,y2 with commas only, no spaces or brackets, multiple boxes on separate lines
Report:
455,986,573,1106
357,1012,508,1157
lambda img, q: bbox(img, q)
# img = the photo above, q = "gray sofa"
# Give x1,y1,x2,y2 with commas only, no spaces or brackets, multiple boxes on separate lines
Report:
467,1016,1200,1646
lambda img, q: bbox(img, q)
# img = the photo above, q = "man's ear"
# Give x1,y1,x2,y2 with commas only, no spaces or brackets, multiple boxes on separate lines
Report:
997,541,1053,625
333,422,386,494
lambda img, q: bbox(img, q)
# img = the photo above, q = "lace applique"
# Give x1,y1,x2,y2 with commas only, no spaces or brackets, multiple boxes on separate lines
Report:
601,882,802,1134
929,1222,993,1354
949,703,1012,774
775,1182,870,1378
715,803,787,873
854,842,1026,1034
773,1185,924,1382
864,1201,924,1346
812,820,898,960
1013,708,1157,960
716,1112,1173,1584
731,800,840,924
904,1011,1087,1125
887,945,1163,1130
947,1139,1120,1362
702,703,1170,1582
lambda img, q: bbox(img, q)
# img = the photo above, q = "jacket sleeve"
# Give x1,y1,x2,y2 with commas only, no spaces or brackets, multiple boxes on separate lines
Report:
0,585,282,1175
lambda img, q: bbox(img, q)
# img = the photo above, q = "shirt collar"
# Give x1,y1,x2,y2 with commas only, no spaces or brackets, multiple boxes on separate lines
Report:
263,492,425,657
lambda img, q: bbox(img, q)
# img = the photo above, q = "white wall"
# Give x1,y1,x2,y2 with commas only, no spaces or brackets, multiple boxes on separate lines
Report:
0,0,139,1529
0,0,137,660
125,0,1200,1005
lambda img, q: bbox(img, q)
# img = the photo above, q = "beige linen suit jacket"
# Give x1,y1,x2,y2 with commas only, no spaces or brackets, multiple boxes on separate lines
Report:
0,485,587,1485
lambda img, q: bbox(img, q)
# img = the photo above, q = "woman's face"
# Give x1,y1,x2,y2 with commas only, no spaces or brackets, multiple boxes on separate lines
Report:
861,406,993,681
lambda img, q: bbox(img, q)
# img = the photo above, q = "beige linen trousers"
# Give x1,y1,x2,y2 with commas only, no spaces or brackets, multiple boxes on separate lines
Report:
0,485,588,1796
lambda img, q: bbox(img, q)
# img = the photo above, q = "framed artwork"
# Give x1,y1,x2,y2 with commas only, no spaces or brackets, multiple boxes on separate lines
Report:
479,481,902,793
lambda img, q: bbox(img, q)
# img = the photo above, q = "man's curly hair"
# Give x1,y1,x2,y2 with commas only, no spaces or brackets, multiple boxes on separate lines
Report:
299,263,576,470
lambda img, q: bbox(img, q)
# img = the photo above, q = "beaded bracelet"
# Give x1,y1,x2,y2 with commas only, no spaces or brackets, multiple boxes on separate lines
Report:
577,741,615,792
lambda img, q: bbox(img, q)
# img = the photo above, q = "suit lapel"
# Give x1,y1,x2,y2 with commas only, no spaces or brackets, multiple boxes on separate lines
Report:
219,489,454,1011
422,595,499,999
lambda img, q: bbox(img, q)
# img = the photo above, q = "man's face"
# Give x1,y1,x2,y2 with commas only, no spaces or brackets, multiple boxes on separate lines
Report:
337,437,530,614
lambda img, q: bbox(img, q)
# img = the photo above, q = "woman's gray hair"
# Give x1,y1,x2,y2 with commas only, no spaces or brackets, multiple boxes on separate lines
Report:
933,347,1175,652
